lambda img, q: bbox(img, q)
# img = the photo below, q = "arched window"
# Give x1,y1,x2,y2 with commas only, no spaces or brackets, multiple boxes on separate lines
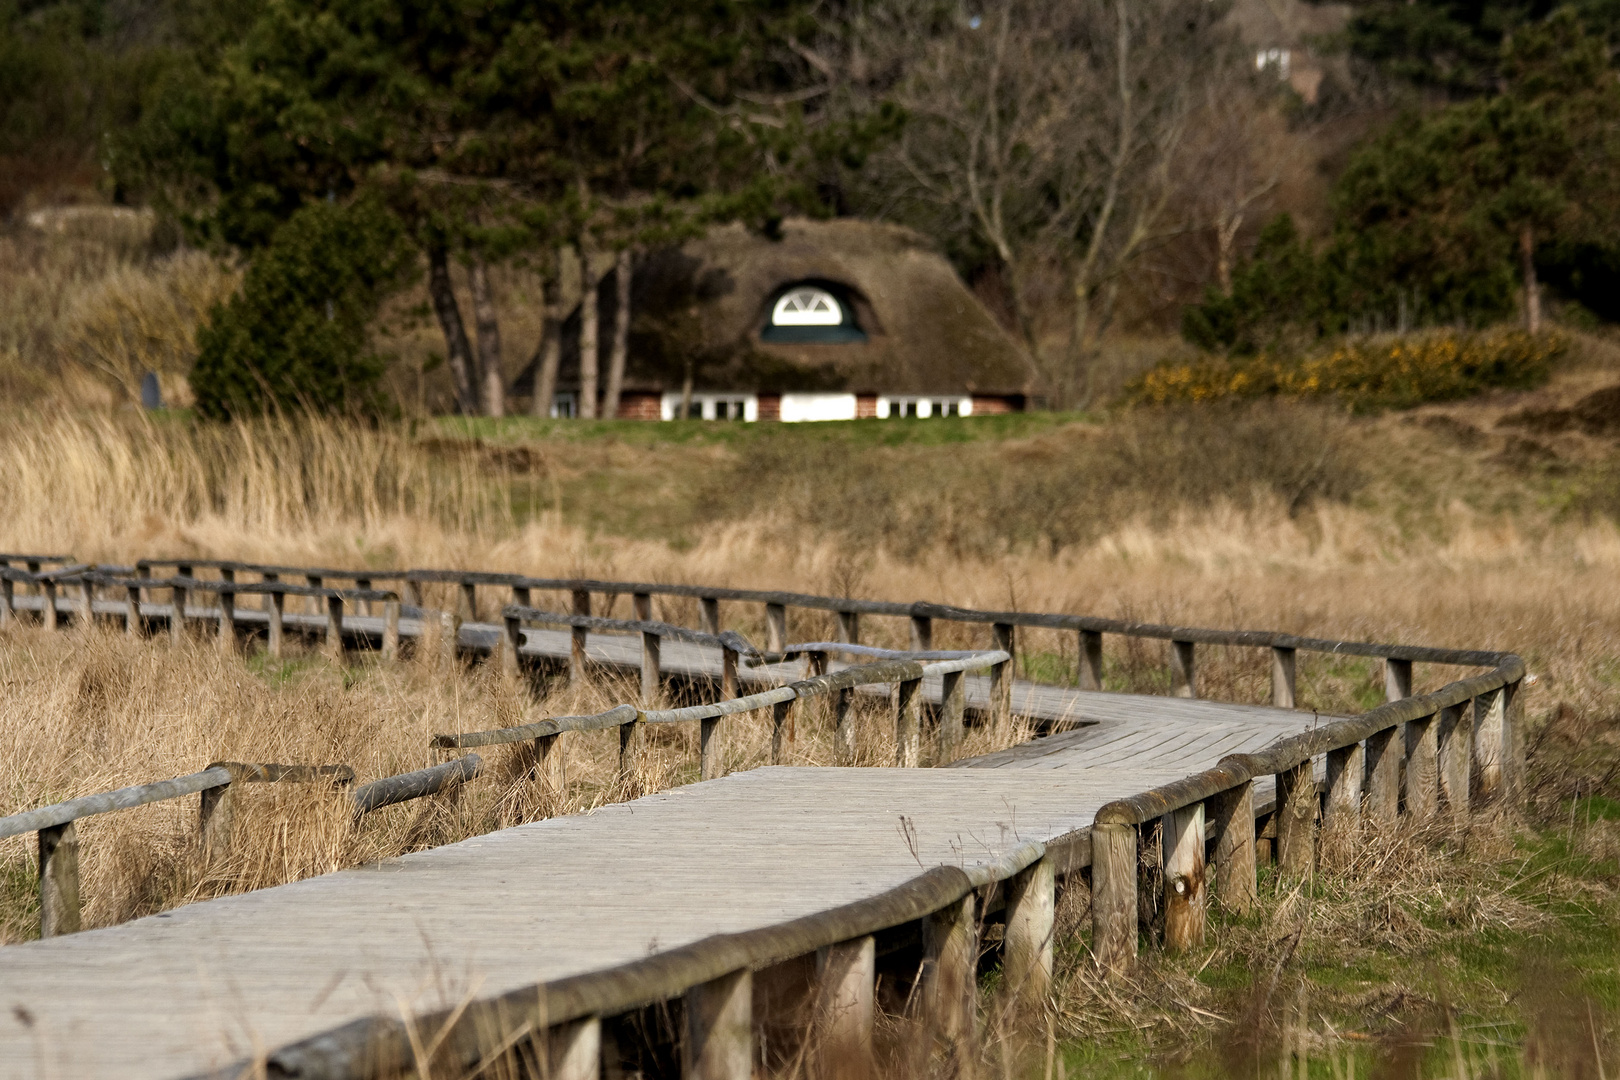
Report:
771,287,844,326
760,282,868,343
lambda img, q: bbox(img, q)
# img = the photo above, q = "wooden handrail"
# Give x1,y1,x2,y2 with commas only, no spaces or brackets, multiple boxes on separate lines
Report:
351,756,482,817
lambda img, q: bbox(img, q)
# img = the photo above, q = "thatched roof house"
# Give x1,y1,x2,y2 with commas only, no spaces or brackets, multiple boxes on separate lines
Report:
536,218,1035,421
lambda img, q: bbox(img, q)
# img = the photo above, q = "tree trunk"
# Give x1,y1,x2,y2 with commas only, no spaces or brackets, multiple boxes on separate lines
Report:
469,255,505,418
1520,226,1541,334
604,248,632,421
579,241,600,419
427,247,479,416
532,254,564,418
680,357,695,420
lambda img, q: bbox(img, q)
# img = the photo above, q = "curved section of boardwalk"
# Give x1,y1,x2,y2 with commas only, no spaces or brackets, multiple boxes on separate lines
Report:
0,691,1331,1080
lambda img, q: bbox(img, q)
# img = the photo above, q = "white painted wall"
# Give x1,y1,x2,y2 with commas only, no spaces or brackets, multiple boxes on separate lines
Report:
779,393,859,422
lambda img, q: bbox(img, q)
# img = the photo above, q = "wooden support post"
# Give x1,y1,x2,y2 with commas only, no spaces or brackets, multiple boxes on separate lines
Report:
1091,822,1138,974
633,591,651,621
700,714,723,781
512,584,531,610
1162,803,1207,952
167,580,182,642
536,732,565,798
833,686,855,767
640,631,660,707
836,610,860,645
503,614,523,679
545,1017,601,1080
1322,742,1363,867
440,611,462,670
894,677,922,768
304,574,321,616
1503,679,1525,800
1208,782,1257,915
0,575,12,627
267,589,285,660
1473,688,1505,802
618,713,643,790
1272,646,1297,709
765,602,787,653
922,893,977,1061
700,596,720,635
1385,657,1412,702
324,595,345,661
217,588,237,654
937,670,965,764
77,579,94,627
1170,640,1196,698
382,599,400,662
991,622,1015,727
460,581,477,622
570,589,590,686
909,614,932,651
1405,713,1439,823
1275,760,1316,880
1364,725,1401,826
199,779,235,863
354,577,371,616
38,821,81,938
403,579,422,608
771,698,793,764
813,936,875,1080
124,584,142,637
1078,629,1103,691
1005,857,1055,1008
41,579,57,631
683,969,752,1080
1438,701,1471,823
721,646,738,700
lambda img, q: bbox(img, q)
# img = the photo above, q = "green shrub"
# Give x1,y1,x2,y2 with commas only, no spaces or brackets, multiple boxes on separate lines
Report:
191,197,413,419
1132,328,1562,412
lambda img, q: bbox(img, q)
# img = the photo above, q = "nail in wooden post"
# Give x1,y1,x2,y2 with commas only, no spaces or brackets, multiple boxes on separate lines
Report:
1437,701,1470,822
1364,725,1401,825
937,670,965,764
503,614,523,679
771,698,794,764
124,584,142,637
1170,640,1196,698
199,777,235,863
1078,629,1103,691
1385,657,1412,702
1091,822,1138,974
1209,782,1257,915
217,588,236,654
833,686,855,766
1272,646,1297,708
922,892,977,1062
38,821,81,938
545,1016,601,1080
700,596,720,635
765,602,787,653
460,580,477,621
1404,713,1439,822
324,595,344,661
41,579,57,631
1162,803,1207,951
909,614,932,651
382,599,400,661
1005,857,1055,1008
836,610,860,645
1473,688,1505,801
813,936,875,1080
991,622,1015,726
721,646,738,700
1275,760,1316,879
683,969,752,1080
632,591,651,621
166,580,182,642
894,677,922,767
618,712,643,790
570,589,590,685
1323,742,1363,867
640,631,660,706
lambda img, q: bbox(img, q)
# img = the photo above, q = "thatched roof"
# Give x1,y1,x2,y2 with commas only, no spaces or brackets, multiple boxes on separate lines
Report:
549,218,1036,397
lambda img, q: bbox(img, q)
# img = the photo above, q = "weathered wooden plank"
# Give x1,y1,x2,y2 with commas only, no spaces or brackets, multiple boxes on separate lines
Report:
684,969,751,1080
813,936,874,1080
1091,822,1137,974
1208,781,1256,915
1004,857,1054,1008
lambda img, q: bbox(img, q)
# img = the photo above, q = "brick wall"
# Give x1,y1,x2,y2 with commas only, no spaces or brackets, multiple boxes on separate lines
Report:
615,392,663,420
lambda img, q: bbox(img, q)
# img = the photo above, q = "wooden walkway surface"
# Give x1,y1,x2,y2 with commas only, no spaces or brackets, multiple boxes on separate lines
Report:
0,671,1334,1079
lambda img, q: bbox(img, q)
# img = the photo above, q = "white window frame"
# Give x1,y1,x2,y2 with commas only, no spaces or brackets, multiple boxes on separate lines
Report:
549,392,578,419
659,393,759,421
771,287,844,326
875,395,973,419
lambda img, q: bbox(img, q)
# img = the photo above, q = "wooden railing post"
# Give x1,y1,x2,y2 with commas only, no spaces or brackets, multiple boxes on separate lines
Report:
124,583,142,637
1385,657,1412,701
1170,640,1196,698
833,686,855,766
813,936,875,1080
199,776,236,864
382,599,400,661
0,574,12,627
721,646,738,701
354,577,371,616
684,969,752,1080
77,578,94,628
536,732,565,799
765,602,787,653
1162,803,1206,951
512,584,532,610
640,631,660,707
922,892,977,1065
1078,629,1103,691
41,578,57,631
324,595,345,662
545,1017,601,1080
1364,725,1401,825
1405,713,1439,822
1091,822,1138,974
1005,856,1055,1008
991,622,1015,726
1473,687,1505,801
700,596,720,635
403,578,422,608
1275,760,1316,879
303,573,321,616
771,698,793,764
836,610,860,645
909,614,932,651
1504,679,1525,800
937,670,965,763
632,591,651,621
1272,646,1297,708
502,614,523,679
38,821,81,938
1322,741,1363,867
1438,701,1471,823
618,712,643,790
894,677,922,767
460,580,478,622
167,579,183,642
1209,782,1257,915
267,588,285,660
570,589,590,685
700,712,723,781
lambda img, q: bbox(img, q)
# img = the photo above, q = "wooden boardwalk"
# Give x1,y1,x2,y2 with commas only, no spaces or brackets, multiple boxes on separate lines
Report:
0,678,1334,1079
